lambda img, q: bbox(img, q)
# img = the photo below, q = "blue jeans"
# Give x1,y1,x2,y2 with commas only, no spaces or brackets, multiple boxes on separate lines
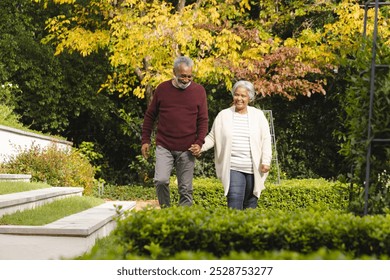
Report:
154,145,195,208
228,170,258,210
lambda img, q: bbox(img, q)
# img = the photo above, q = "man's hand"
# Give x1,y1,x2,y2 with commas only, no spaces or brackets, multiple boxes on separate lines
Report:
141,143,150,159
188,144,201,157
260,164,270,173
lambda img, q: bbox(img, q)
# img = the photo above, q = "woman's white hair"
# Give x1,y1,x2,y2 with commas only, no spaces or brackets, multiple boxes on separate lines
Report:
231,80,256,101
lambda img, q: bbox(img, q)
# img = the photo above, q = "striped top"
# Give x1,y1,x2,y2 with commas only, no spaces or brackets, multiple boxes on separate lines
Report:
230,112,253,174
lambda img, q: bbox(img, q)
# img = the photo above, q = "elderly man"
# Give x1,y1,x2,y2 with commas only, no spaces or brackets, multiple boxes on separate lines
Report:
141,56,208,207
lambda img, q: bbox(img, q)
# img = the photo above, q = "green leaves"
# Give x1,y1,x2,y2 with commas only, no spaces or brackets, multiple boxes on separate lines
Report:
98,206,390,259
39,0,337,100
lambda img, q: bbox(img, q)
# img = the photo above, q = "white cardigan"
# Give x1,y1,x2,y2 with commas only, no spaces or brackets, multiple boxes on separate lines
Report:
201,106,272,198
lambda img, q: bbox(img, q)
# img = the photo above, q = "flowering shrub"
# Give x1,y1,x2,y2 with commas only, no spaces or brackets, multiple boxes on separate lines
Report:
0,143,96,195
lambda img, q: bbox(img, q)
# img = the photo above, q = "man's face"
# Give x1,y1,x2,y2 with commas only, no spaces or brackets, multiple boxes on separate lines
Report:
174,64,193,89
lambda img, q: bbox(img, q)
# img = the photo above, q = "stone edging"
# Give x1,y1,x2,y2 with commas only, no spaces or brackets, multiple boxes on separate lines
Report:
0,173,32,182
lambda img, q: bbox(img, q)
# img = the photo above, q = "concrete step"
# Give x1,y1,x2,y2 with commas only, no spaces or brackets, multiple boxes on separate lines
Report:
0,200,136,260
0,187,84,217
0,173,32,182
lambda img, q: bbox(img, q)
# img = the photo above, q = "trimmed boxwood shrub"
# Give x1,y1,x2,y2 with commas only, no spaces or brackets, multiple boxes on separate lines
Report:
79,179,377,260
81,206,390,260
79,238,376,260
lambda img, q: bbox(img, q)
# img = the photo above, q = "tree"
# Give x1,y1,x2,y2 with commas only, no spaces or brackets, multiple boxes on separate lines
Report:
37,0,330,102
1,0,142,184
314,1,390,213
27,0,340,183
18,0,387,184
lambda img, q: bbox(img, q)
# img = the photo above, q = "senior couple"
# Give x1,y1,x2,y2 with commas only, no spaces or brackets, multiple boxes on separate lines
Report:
141,56,272,210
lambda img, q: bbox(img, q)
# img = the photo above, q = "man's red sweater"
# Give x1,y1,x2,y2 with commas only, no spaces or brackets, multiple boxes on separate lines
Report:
141,80,208,151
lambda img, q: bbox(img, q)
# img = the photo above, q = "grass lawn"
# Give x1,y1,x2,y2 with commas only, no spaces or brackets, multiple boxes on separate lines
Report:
0,195,104,225
0,181,51,195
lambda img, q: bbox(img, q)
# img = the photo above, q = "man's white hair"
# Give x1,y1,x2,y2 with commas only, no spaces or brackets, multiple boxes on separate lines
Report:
173,56,194,70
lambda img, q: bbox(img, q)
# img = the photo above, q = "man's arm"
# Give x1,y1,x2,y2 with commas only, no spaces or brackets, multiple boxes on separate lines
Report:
141,91,159,158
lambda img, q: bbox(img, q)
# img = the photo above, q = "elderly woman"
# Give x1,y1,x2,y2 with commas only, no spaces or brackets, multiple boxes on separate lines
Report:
190,80,272,209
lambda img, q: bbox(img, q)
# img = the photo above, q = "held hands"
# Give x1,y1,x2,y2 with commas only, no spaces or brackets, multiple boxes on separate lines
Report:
188,144,271,173
188,144,201,157
141,143,150,159
143,143,201,159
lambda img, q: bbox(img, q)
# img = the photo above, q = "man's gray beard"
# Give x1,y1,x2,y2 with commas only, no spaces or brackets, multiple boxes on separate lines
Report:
173,77,191,89
178,82,191,89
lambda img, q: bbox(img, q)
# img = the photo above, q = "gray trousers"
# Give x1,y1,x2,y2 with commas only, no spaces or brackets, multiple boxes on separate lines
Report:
154,145,195,207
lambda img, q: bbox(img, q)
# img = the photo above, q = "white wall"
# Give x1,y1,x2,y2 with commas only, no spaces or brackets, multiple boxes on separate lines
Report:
0,125,73,163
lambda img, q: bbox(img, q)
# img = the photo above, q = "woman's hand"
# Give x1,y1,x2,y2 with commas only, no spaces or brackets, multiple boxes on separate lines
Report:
260,164,270,173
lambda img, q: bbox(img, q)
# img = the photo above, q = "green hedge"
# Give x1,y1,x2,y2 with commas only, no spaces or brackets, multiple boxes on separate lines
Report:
96,178,353,211
79,238,376,260
259,178,353,211
82,206,390,259
80,178,382,260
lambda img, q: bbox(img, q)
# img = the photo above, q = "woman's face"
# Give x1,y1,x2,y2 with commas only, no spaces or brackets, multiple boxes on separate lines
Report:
233,86,250,112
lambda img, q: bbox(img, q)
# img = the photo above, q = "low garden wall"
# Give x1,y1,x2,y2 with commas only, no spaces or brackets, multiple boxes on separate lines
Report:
0,124,72,163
